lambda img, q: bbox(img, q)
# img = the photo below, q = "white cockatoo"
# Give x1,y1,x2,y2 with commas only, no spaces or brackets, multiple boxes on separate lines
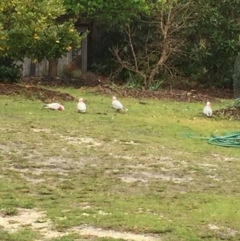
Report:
112,96,125,111
44,103,64,111
77,98,86,113
203,101,212,117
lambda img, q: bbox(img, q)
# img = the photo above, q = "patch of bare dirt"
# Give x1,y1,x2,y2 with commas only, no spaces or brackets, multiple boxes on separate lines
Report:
21,72,103,88
120,172,193,184
32,128,52,133
0,83,75,102
94,85,233,103
75,226,160,241
0,74,233,103
6,156,83,175
208,224,238,239
60,135,102,147
0,208,67,239
0,208,161,241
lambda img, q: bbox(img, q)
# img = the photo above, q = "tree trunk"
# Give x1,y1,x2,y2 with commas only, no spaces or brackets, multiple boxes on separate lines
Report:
48,58,59,78
148,48,168,84
233,53,240,100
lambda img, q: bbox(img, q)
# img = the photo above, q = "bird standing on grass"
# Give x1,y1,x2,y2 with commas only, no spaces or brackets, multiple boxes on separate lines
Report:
77,98,86,113
203,101,212,117
44,103,64,111
112,96,126,111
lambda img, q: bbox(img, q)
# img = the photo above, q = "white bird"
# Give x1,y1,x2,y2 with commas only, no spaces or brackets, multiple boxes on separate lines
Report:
203,101,212,117
44,103,64,111
112,96,125,111
77,98,86,113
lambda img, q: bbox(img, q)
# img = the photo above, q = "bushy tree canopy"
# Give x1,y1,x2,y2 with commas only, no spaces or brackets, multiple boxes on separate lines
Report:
92,0,240,88
0,0,81,61
64,0,149,24
176,0,240,87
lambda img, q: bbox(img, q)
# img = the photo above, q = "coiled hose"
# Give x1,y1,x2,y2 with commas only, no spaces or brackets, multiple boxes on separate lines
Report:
186,132,240,148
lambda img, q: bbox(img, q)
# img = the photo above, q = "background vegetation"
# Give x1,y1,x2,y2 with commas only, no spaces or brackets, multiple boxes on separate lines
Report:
91,0,240,89
1,0,240,90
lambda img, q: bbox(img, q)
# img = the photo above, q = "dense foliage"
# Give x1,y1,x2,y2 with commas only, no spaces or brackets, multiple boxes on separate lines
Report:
92,0,240,89
0,56,22,83
64,0,149,24
1,0,240,88
0,0,81,60
0,0,81,81
177,0,240,88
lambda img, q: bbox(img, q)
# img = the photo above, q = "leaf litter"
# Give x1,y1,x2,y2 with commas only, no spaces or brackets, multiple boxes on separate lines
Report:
1,78,238,119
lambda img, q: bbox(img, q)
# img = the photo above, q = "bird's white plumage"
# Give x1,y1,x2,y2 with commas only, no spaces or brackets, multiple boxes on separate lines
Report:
77,98,86,113
203,102,212,117
44,103,64,110
112,96,124,110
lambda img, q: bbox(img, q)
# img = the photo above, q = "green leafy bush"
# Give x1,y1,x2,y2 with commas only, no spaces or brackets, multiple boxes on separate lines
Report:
0,56,22,83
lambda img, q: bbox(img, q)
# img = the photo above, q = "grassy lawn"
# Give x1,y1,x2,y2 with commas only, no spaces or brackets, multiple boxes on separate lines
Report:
0,86,240,241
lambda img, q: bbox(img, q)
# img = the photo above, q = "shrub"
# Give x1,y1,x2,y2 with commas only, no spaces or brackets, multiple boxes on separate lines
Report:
0,56,22,83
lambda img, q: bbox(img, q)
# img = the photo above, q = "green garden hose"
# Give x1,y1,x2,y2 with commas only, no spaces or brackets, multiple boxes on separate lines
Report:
208,132,240,147
186,132,240,148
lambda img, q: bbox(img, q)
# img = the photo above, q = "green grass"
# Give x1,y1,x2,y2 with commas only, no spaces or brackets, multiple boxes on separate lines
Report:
0,229,39,241
0,87,240,241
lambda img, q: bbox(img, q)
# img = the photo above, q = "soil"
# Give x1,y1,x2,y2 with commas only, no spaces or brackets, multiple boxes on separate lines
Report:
94,85,233,103
0,208,160,241
0,74,238,119
0,83,75,102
